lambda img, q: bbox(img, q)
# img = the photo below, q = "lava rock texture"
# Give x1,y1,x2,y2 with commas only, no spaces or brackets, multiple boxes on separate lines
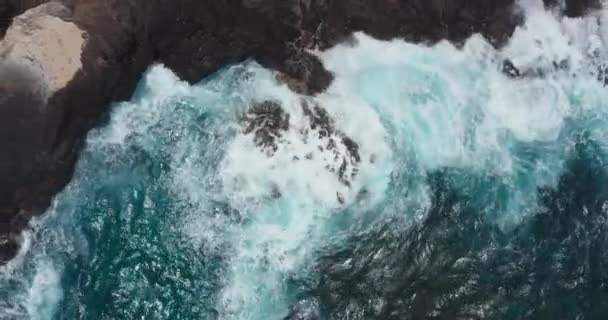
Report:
0,0,596,262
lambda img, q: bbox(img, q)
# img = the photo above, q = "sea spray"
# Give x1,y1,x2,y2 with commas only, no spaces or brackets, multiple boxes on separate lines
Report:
1,1,608,319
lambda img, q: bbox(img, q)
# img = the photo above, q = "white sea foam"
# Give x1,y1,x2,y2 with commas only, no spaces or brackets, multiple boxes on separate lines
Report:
0,255,63,320
25,262,62,320
215,66,392,319
211,2,608,313
88,65,192,147
125,1,608,318
3,1,608,319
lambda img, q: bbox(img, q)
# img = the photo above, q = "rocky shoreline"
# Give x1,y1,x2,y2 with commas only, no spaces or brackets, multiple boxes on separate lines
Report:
0,0,598,262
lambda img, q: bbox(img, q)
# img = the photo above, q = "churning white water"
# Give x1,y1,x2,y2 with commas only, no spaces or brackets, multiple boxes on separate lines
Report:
2,0,608,319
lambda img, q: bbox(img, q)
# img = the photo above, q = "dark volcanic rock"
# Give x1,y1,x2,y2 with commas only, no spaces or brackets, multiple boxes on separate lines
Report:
273,48,334,95
544,0,601,17
241,101,291,155
241,99,361,196
308,0,521,47
563,0,601,17
0,0,522,262
0,0,12,37
0,65,48,260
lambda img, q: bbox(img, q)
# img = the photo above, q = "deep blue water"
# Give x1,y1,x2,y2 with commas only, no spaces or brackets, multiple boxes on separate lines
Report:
2,4,608,319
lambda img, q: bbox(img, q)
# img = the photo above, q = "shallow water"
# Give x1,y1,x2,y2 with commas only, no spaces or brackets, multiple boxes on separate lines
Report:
2,1,608,319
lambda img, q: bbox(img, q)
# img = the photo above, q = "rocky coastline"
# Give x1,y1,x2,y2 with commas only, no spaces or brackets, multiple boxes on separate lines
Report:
0,0,599,262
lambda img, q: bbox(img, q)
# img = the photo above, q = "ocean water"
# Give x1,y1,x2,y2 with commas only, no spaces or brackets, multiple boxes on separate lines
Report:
3,1,608,319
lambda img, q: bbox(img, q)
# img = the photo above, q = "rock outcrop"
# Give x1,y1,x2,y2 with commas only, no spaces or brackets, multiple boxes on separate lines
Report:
1,3,85,99
544,0,601,17
0,1,88,262
241,99,361,197
0,0,542,262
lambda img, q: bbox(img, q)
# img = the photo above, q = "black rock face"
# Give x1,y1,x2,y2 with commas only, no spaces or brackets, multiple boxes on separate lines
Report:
242,101,291,155
0,0,524,262
0,0,13,37
544,0,601,17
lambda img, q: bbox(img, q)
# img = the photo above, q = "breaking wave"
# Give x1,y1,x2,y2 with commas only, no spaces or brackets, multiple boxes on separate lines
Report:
2,1,608,319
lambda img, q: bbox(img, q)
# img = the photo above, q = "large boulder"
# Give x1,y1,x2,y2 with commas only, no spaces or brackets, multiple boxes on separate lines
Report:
0,1,87,261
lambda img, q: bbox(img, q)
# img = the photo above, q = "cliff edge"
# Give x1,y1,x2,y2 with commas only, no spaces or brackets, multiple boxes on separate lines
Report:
0,0,594,262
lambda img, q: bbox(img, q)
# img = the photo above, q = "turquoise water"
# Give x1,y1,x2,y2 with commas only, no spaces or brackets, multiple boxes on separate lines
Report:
3,3,608,319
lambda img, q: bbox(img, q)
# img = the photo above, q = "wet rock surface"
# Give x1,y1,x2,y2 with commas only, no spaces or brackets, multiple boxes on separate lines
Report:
241,101,291,155
544,0,601,17
0,0,590,261
241,100,361,198
300,101,360,187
